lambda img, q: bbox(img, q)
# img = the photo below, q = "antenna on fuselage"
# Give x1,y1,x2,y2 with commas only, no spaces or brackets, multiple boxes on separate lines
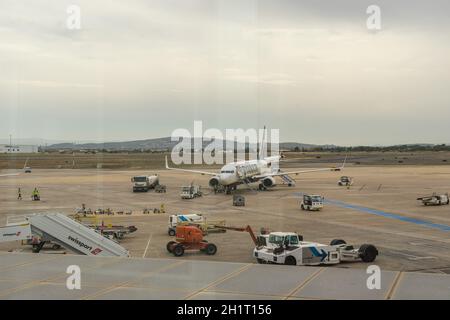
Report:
258,125,266,161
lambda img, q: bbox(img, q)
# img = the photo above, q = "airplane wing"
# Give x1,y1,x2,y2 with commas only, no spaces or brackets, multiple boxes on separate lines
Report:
0,173,20,177
165,156,218,176
254,155,347,179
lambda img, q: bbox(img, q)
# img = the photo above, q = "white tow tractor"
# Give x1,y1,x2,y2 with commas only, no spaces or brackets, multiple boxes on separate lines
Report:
300,194,324,211
131,174,159,192
338,176,353,186
417,193,450,206
253,232,378,266
180,184,202,199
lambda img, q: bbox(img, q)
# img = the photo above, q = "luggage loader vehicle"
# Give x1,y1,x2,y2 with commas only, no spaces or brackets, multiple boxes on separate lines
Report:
253,232,378,266
417,193,449,206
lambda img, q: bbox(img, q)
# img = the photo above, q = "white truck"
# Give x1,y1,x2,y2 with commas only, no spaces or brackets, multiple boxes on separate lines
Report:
131,174,159,192
253,232,378,266
300,194,324,211
168,214,204,236
180,185,202,199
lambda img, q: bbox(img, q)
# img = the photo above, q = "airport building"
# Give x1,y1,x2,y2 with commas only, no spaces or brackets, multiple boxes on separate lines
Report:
0,144,38,153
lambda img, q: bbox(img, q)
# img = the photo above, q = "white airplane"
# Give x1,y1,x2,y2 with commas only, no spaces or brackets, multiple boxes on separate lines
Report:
165,129,346,194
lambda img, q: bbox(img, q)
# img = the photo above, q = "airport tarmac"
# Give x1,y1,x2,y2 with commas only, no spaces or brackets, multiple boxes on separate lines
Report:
1,252,449,300
0,165,449,274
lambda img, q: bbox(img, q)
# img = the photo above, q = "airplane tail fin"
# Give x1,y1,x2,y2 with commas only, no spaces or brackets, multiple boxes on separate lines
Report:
258,126,266,161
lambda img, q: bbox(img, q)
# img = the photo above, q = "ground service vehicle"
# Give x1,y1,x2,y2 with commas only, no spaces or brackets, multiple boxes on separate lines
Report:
168,214,204,236
338,176,353,186
167,224,259,257
417,193,450,206
155,184,166,193
180,185,202,199
301,194,324,211
253,233,378,266
131,175,159,192
166,225,217,257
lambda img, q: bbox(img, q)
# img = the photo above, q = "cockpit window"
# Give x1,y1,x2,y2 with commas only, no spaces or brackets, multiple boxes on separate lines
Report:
289,235,299,245
220,170,234,174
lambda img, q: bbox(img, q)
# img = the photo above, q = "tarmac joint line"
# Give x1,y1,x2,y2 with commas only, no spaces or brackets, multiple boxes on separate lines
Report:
385,271,404,300
184,263,253,300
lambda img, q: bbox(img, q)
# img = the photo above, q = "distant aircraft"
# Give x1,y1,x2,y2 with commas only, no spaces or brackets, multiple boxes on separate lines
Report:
165,127,346,194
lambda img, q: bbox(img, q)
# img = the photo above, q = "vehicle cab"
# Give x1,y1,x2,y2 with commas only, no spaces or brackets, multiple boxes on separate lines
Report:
131,176,149,192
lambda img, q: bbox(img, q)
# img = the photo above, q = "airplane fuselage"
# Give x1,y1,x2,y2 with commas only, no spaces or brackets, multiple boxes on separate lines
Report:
211,156,281,187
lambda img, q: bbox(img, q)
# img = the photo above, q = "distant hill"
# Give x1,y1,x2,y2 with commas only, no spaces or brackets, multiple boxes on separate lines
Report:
44,138,449,152
45,137,333,151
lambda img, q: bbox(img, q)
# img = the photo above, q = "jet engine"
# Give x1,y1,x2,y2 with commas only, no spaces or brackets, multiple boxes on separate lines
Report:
262,177,276,188
209,176,220,188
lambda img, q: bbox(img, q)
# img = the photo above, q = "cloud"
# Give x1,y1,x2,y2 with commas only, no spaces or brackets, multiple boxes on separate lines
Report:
0,0,449,144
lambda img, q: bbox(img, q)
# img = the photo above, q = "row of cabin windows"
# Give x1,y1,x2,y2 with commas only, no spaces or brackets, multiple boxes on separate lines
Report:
221,170,235,174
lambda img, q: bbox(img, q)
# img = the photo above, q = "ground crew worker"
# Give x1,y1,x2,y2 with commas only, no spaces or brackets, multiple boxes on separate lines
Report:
18,188,22,200
32,187,40,201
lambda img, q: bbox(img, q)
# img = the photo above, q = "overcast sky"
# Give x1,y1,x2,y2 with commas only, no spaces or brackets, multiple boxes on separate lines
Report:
1,0,450,146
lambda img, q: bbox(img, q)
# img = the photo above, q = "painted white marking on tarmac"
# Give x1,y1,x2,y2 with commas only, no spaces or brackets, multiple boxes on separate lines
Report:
142,233,153,258
390,250,436,261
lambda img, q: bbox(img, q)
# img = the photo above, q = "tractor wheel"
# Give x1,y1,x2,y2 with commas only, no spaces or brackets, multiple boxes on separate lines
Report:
359,244,378,262
256,258,266,264
172,244,185,257
301,204,305,210
166,241,176,253
330,239,346,246
205,243,217,255
168,229,176,236
284,256,296,266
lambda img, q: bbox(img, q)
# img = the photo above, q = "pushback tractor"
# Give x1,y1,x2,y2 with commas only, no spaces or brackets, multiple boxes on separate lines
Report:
254,232,378,266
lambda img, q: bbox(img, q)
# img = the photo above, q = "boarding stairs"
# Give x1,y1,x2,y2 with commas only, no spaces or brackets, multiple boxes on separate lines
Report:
280,174,296,186
1,213,129,257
